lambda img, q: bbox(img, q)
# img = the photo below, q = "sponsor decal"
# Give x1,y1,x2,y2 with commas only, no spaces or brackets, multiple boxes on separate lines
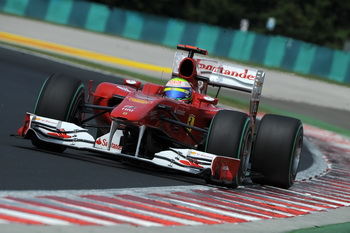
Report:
167,79,191,87
198,61,255,80
95,138,102,145
187,114,195,132
95,138,122,150
129,97,151,104
35,117,57,125
121,105,136,112
190,151,214,159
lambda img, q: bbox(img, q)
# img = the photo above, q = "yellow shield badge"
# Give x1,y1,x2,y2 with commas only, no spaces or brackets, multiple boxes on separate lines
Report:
187,114,195,132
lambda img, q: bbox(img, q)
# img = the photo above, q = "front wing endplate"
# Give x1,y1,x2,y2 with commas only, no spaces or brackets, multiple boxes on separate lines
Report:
211,156,240,183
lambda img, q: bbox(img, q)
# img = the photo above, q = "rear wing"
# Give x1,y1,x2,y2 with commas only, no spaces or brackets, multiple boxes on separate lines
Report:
172,51,265,121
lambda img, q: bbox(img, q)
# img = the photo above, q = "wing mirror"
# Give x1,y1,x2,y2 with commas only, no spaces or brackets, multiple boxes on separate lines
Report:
124,79,141,90
198,96,218,105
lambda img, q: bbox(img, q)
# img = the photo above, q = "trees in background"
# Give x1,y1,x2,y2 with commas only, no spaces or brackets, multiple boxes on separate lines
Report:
86,0,350,50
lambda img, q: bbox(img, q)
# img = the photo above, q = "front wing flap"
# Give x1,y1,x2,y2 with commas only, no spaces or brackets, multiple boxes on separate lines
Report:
18,113,241,184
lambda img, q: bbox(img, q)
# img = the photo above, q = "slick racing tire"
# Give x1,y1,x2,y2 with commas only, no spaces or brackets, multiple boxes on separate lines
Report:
31,73,85,153
205,110,252,188
251,114,303,189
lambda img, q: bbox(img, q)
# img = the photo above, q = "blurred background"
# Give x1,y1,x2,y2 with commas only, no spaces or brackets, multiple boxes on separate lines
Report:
1,0,350,85
89,0,350,51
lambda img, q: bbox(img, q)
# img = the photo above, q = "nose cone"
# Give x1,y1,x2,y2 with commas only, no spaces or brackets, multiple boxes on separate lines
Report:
110,96,157,122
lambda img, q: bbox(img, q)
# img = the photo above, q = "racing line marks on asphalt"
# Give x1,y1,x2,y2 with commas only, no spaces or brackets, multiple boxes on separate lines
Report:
0,127,349,227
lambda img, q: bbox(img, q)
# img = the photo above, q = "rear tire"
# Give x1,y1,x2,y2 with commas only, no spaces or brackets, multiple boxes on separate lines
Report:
32,73,85,152
205,110,252,188
251,114,303,188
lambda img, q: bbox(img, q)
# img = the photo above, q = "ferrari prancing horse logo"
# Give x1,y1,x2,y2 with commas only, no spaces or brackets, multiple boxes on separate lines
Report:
187,114,195,132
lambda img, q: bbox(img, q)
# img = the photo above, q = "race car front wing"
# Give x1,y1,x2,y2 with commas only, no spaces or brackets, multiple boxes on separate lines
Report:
17,113,241,185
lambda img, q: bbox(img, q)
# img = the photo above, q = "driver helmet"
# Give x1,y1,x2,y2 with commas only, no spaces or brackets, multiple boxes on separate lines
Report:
164,78,192,103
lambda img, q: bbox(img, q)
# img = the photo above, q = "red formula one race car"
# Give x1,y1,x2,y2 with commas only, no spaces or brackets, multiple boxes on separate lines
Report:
17,44,303,189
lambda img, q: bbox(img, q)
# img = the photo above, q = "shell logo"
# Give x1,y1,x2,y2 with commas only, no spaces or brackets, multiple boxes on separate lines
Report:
129,97,151,104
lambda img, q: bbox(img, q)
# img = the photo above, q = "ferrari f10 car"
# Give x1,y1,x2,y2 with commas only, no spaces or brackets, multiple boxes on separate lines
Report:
17,44,303,189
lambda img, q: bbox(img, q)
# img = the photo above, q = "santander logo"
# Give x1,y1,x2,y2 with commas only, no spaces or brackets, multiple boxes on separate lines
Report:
198,61,255,80
95,138,102,145
95,138,122,150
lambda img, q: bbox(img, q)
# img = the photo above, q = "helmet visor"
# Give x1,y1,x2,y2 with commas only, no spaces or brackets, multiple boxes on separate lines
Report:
164,87,191,100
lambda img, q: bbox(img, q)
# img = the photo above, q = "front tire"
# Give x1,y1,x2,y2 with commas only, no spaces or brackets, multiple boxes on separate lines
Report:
251,114,303,188
205,110,252,188
32,73,85,152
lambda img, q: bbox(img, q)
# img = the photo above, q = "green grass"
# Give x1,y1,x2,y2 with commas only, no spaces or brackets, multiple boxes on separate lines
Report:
289,222,350,233
1,41,350,138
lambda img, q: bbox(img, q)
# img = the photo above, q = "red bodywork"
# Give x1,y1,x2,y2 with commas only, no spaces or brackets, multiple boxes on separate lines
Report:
91,78,220,147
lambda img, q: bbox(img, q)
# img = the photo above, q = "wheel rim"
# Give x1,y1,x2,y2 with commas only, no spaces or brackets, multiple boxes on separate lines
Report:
241,131,252,176
235,127,252,187
71,98,84,125
292,135,303,176
66,85,85,123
